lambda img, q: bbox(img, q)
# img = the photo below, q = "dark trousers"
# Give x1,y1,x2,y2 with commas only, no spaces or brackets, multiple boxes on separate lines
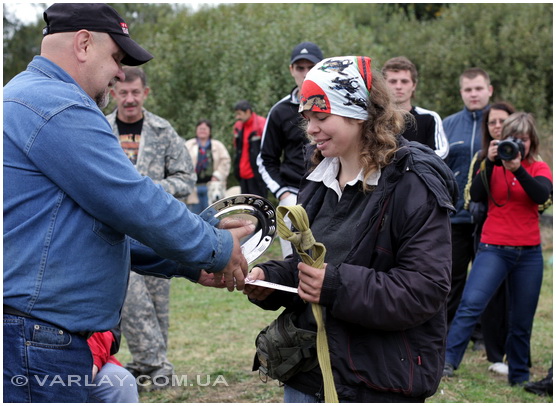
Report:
239,177,267,198
482,280,509,363
445,243,543,384
474,222,510,364
481,277,531,367
447,223,476,324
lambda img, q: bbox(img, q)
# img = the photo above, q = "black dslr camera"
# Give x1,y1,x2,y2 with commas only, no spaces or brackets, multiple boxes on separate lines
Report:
497,137,525,161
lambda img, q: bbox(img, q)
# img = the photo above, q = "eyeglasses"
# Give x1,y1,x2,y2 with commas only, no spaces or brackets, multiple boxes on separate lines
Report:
488,118,505,126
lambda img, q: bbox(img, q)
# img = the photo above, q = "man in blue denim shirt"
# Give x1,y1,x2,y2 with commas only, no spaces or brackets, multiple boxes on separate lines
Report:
3,4,253,402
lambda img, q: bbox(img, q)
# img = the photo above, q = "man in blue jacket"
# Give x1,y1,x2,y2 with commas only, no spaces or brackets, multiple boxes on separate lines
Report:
3,4,252,402
443,67,493,324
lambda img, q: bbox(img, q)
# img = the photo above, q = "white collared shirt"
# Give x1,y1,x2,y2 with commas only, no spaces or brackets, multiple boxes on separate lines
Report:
306,157,381,200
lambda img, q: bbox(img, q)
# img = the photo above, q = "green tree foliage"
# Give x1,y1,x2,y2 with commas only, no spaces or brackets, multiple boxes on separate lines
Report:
140,3,370,151
384,3,449,21
3,3,552,164
374,3,553,125
3,5,43,86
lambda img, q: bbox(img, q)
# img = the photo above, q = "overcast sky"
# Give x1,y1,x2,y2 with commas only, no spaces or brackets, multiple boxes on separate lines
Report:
4,2,48,25
3,2,225,25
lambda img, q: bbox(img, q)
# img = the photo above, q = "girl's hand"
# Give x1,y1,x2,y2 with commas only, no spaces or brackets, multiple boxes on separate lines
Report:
297,262,326,304
487,139,500,162
243,267,274,301
501,153,522,173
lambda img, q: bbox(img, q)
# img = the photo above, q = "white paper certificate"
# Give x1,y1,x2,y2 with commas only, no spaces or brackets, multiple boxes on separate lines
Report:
244,278,298,294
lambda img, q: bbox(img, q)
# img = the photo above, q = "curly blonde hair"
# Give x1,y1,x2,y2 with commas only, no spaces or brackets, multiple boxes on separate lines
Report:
309,70,407,192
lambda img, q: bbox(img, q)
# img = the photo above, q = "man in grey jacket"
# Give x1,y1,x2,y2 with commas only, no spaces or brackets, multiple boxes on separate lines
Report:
106,66,195,388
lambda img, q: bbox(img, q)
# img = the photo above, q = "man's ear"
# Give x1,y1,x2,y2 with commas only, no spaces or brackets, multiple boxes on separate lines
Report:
74,30,93,63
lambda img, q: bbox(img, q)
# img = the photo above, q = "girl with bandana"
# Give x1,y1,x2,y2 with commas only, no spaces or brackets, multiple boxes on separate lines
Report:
245,56,458,402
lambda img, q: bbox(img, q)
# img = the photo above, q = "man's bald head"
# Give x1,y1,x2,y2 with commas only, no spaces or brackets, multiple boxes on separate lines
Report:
41,30,125,109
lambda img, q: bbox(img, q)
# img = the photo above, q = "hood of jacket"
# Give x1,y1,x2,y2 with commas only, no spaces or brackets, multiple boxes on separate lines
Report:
304,138,458,213
394,138,458,213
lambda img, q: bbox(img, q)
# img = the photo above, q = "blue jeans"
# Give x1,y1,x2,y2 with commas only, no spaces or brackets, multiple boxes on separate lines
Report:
188,184,209,214
3,315,93,402
445,243,543,384
283,384,416,403
284,385,321,403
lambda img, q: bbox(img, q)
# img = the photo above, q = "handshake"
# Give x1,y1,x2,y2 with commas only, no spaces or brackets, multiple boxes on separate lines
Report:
198,217,255,291
197,194,278,292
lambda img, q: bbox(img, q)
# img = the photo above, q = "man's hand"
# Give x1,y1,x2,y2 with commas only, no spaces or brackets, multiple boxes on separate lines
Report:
243,267,275,301
297,262,326,303
218,218,255,291
197,270,226,288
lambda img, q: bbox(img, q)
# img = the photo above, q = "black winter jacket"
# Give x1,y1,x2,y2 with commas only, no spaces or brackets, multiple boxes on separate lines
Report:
257,87,308,199
252,139,457,401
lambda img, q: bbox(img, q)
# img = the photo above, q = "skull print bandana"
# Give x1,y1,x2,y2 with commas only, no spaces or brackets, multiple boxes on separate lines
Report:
299,56,372,121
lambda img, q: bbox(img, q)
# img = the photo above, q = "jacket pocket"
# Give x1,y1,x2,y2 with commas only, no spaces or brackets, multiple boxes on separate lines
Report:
93,219,126,245
346,328,414,394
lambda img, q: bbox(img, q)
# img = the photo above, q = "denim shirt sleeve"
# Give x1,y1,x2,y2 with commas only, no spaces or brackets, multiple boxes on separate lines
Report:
28,105,233,273
130,238,200,282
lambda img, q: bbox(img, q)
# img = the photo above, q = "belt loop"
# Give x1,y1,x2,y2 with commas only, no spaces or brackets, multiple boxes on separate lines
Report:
3,305,93,339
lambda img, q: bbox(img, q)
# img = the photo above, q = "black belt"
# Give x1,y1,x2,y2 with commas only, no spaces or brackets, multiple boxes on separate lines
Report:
4,304,94,339
484,244,540,250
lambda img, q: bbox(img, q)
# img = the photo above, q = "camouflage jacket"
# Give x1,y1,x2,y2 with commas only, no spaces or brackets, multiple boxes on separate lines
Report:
106,109,196,198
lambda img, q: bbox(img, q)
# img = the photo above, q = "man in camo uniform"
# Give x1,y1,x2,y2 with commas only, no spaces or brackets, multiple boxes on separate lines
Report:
106,66,195,388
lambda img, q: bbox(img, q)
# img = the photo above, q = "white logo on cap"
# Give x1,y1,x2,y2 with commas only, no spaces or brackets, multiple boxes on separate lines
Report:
300,48,309,54
120,22,129,35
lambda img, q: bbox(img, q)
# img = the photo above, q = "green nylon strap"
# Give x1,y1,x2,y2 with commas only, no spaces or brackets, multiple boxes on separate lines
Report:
276,205,339,403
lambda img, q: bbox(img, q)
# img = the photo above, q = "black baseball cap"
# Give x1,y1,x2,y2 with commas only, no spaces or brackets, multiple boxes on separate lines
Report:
43,3,153,66
290,41,323,65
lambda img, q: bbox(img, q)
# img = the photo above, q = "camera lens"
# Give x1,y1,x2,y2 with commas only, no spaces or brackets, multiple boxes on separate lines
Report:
497,137,525,161
498,141,517,160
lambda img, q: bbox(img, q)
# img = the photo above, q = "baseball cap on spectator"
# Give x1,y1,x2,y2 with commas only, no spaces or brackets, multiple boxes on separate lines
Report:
290,41,324,65
42,3,153,66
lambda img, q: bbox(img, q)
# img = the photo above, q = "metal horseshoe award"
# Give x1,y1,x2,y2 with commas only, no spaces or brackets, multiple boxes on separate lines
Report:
199,194,277,265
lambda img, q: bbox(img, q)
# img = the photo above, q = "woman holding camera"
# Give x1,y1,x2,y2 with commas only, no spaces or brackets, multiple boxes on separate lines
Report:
463,102,515,377
444,112,552,386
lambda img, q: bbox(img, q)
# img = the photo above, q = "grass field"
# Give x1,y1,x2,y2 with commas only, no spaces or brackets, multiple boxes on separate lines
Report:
117,220,553,403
